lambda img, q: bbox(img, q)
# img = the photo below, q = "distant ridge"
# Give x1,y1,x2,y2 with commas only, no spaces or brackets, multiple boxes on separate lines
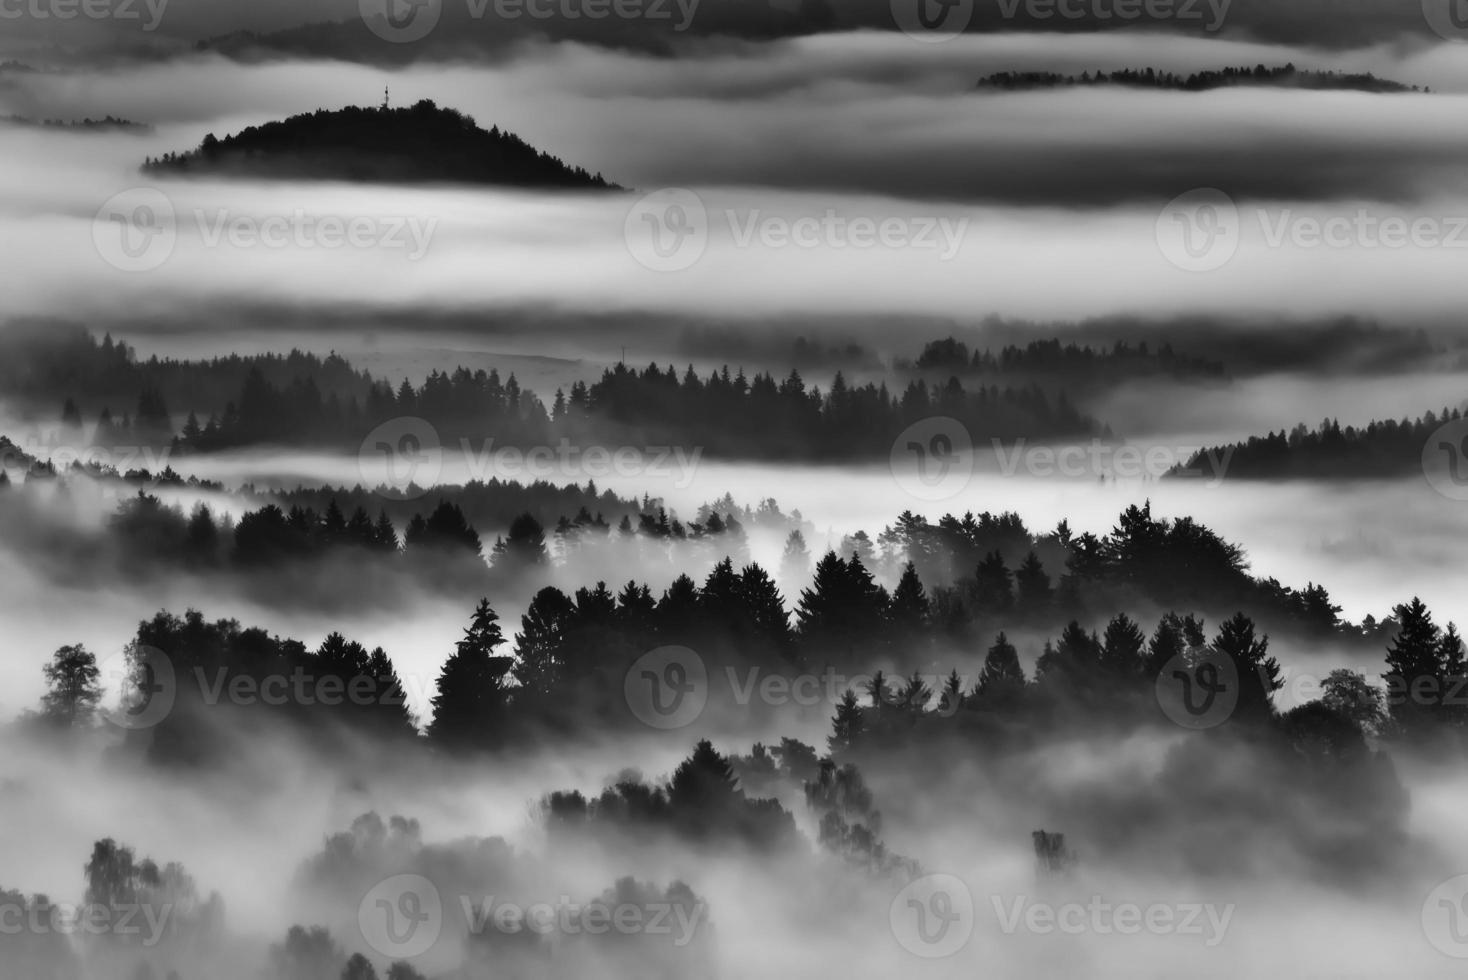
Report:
3,115,151,132
142,99,621,190
976,63,1424,94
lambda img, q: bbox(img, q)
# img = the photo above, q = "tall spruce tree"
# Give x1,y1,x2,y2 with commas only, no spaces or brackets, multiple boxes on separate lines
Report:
427,599,514,751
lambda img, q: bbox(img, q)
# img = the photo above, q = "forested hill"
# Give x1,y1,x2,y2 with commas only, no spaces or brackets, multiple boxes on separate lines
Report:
141,99,621,190
976,64,1423,94
3,325,1112,461
1167,408,1466,481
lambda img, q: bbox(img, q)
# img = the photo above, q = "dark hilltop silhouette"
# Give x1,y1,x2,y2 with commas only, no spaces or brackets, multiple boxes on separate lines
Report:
142,97,621,190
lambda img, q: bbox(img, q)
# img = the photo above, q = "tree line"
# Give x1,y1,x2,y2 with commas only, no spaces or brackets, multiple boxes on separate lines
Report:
975,63,1422,93
29,509,1456,761
1169,407,1466,480
141,100,620,190
8,326,1111,462
902,336,1227,386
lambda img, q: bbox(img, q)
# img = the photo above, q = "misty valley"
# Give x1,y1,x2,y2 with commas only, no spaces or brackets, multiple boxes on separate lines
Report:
5,5,1468,980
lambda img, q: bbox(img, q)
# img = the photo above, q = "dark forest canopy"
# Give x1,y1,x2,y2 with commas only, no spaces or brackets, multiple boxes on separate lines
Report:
0,321,373,418
1168,407,1467,480
15,579,1441,980
3,325,1111,461
901,336,1229,388
140,99,621,190
27,543,1453,886
975,63,1424,94
11,324,1464,479
0,414,1405,648
16,478,1396,653
173,362,1104,458
34,537,1451,757
935,314,1447,378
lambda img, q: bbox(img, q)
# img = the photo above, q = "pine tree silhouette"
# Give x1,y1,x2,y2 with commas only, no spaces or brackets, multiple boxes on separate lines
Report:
427,599,514,751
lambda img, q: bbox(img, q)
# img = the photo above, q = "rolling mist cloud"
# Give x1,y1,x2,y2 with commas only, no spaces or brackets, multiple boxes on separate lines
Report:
2,36,1468,335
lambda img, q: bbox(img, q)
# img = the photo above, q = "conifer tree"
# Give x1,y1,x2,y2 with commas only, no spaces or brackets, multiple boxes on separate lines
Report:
1212,612,1281,724
427,599,513,751
372,510,398,551
737,564,793,659
979,632,1026,696
1383,597,1444,734
779,529,811,584
1100,614,1146,678
973,551,1014,614
1014,551,1052,613
889,561,930,629
938,668,965,714
1145,614,1185,677
828,689,865,755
